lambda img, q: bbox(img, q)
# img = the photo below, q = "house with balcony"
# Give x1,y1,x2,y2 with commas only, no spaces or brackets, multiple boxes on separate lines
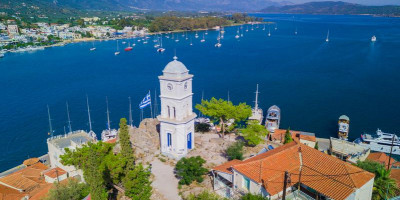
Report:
211,140,375,200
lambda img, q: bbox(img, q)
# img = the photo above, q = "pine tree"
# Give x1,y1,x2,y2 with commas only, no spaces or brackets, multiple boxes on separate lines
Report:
314,142,319,150
123,164,152,200
283,128,293,144
119,118,135,167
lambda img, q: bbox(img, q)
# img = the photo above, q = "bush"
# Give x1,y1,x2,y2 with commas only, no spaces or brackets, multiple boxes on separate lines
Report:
44,179,89,200
241,193,269,200
186,190,226,200
175,156,208,185
195,123,211,133
226,141,244,160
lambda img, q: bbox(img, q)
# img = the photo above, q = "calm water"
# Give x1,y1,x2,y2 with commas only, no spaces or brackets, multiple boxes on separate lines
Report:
1,14,400,171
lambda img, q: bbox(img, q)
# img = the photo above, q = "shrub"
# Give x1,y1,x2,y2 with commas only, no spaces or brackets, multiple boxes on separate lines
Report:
186,190,226,200
226,141,244,160
241,193,269,200
175,156,208,185
195,123,211,133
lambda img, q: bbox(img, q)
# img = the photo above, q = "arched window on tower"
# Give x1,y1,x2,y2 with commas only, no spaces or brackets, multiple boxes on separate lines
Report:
173,107,176,118
167,106,170,118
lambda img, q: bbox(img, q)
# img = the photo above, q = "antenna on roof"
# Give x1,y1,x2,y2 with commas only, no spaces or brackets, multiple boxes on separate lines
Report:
66,101,72,133
47,105,54,137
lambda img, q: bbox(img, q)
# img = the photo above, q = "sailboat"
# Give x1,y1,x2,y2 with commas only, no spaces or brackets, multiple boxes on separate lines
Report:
114,40,120,55
205,30,208,35
195,31,199,38
248,84,263,125
235,27,240,39
124,42,133,51
154,36,160,48
86,95,96,140
200,33,205,42
275,23,278,30
263,24,266,31
122,41,126,44
190,37,193,46
90,41,96,51
251,23,254,31
101,97,118,142
326,30,330,42
268,27,271,37
143,38,148,44
294,27,298,35
185,32,188,40
371,35,377,42
215,31,222,48
175,34,179,42
246,25,249,32
240,25,244,37
157,36,165,53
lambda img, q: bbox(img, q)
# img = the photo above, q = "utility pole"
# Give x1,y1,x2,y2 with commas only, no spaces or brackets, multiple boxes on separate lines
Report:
388,134,395,170
282,171,289,200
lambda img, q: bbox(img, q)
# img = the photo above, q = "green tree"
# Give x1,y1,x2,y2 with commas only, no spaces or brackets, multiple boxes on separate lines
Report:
195,98,252,137
45,179,89,200
226,141,244,160
356,160,400,200
119,118,135,167
314,141,319,150
186,190,226,200
195,123,211,133
241,120,268,146
283,128,293,144
240,193,269,200
175,156,208,185
123,164,152,200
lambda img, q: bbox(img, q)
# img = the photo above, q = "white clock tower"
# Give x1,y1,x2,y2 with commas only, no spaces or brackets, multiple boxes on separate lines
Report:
157,56,197,159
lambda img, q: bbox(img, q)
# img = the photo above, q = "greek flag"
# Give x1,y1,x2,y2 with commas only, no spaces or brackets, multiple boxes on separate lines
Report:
139,92,151,109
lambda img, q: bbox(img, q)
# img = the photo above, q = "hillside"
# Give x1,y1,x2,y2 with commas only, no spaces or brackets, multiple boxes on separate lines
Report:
260,1,400,16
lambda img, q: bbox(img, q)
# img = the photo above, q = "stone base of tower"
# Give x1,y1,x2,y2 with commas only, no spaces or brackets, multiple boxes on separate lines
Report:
158,115,196,160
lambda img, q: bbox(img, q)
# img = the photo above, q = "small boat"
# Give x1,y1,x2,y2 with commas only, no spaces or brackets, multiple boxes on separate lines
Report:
338,115,350,140
190,38,193,46
200,33,205,42
371,35,377,42
265,105,280,133
326,30,330,42
215,32,222,48
143,39,148,44
195,31,199,38
205,30,208,35
115,40,120,55
0,53,4,58
246,26,249,32
355,129,400,155
90,41,96,51
251,24,254,31
175,38,179,42
157,37,165,53
275,24,278,30
122,41,126,44
124,42,133,51
268,28,271,37
295,27,298,35
248,84,263,125
235,28,240,39
101,97,118,142
185,32,188,40
263,24,266,31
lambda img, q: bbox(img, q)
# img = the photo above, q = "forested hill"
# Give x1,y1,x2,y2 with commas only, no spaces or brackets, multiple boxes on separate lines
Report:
260,1,400,16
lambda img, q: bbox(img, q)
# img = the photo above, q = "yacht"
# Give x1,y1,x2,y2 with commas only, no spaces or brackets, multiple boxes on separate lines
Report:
215,32,222,48
265,105,280,133
101,97,118,142
338,115,350,140
205,30,208,35
200,33,205,42
195,31,199,38
0,53,4,58
114,40,120,55
355,129,400,155
122,41,126,44
371,35,377,42
248,84,263,125
157,37,165,53
124,42,133,51
326,30,330,42
90,41,96,51
235,28,240,39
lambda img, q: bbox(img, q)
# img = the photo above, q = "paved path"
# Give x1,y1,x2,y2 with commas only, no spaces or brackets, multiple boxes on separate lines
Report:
151,159,182,200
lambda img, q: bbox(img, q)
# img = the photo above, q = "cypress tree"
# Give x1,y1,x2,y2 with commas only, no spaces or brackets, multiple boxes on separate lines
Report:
283,128,293,144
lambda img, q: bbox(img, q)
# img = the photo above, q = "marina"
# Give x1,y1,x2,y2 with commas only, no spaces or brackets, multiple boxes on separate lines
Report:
1,14,400,171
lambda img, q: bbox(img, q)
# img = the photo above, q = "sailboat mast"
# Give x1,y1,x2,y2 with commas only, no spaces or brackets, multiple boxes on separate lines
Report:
66,101,72,133
106,97,111,131
128,97,133,127
255,84,259,110
86,95,93,131
47,105,53,137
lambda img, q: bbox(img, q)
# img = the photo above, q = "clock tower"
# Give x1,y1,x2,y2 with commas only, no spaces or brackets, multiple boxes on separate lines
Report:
157,56,196,159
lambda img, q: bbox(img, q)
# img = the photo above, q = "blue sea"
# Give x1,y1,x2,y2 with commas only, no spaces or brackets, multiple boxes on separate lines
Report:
1,14,400,171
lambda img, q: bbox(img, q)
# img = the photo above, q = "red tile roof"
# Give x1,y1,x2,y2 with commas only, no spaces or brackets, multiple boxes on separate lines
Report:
367,152,397,169
212,160,242,174
44,167,67,179
390,169,400,188
270,129,316,143
105,138,117,144
213,141,374,200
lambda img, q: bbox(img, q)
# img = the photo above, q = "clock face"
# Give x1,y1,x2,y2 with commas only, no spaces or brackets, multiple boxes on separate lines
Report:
184,82,188,90
167,83,173,91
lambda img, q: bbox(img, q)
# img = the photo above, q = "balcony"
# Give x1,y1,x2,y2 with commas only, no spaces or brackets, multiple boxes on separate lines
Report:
286,190,316,200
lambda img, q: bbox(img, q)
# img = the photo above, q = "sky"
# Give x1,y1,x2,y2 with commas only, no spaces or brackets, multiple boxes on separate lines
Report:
283,0,400,6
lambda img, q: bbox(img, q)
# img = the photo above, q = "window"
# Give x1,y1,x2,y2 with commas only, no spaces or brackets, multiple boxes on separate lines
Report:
243,177,250,191
167,106,170,118
173,107,176,118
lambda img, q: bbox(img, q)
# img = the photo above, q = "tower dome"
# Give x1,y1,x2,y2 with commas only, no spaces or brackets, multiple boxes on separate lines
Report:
162,56,189,77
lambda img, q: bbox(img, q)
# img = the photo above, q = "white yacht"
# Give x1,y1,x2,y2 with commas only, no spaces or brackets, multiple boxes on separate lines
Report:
157,37,165,52
114,40,120,55
248,84,263,125
195,31,199,38
215,32,222,48
200,33,205,42
265,105,280,133
338,115,350,140
371,35,377,42
355,129,400,155
101,97,118,142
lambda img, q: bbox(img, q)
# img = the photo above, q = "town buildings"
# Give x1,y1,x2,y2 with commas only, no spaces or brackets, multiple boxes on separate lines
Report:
157,56,197,159
211,140,375,200
269,129,317,148
330,137,370,164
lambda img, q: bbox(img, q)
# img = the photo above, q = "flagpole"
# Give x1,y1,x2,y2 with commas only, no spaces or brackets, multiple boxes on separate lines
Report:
149,90,153,119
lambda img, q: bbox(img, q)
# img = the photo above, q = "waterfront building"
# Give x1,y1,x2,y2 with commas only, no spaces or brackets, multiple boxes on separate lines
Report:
211,140,375,200
47,130,96,181
330,137,370,164
269,129,316,148
157,56,197,159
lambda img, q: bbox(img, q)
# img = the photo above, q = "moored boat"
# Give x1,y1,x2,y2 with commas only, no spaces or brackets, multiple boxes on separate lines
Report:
265,105,280,133
248,84,263,124
338,115,350,140
355,129,400,155
371,35,377,42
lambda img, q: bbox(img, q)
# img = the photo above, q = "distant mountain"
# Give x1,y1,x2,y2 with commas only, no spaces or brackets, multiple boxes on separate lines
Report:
1,0,293,14
260,1,400,16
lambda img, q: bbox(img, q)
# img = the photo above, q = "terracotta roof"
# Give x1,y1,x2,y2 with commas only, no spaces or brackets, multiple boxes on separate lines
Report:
390,169,400,187
367,152,397,169
105,138,117,144
0,184,26,200
270,129,316,143
217,141,374,200
212,160,242,174
23,158,39,166
44,167,67,179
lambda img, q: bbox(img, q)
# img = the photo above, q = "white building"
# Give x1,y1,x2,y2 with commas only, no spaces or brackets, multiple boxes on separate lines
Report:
47,131,96,182
7,25,19,36
157,56,197,159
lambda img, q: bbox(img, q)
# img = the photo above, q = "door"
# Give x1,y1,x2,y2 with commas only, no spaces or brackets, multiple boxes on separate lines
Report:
187,132,192,149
